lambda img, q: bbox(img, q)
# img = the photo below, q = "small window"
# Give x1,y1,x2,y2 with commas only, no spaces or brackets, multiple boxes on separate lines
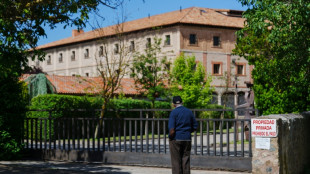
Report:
47,55,51,65
130,41,135,52
114,44,119,54
189,34,197,45
85,73,89,77
213,36,220,47
165,35,171,45
71,51,75,61
99,46,104,56
84,49,89,58
58,53,63,63
237,64,245,75
146,38,151,48
36,61,40,67
72,74,75,77
213,63,222,75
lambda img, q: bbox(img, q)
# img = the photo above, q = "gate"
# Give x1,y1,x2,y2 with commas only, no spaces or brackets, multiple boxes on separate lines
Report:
24,109,255,172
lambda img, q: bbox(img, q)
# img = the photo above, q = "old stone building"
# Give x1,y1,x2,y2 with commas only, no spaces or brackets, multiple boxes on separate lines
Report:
28,7,252,107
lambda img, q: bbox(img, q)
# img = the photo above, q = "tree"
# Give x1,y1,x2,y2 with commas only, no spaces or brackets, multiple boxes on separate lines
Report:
93,5,131,119
130,38,171,108
170,53,213,109
234,0,310,115
0,0,124,155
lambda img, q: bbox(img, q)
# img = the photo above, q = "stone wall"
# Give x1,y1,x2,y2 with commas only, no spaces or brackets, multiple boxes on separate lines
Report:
252,112,310,174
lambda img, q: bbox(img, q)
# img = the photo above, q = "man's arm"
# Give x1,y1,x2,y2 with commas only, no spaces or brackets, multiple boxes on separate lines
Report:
169,128,175,139
168,111,176,140
191,112,198,133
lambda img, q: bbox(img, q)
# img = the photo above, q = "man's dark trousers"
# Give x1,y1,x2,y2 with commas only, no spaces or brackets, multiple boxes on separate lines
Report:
169,140,191,174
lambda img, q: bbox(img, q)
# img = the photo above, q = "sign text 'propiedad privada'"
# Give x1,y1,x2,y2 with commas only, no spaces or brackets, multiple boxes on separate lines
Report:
251,119,277,137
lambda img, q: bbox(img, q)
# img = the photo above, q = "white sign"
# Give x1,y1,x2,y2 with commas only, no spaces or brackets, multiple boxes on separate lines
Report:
255,137,270,150
251,119,277,137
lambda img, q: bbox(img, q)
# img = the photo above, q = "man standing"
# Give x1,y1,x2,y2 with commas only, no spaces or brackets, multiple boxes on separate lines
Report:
168,96,198,174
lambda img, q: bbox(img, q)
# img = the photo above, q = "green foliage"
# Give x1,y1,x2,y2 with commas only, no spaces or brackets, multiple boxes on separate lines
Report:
0,131,22,160
130,37,171,108
0,77,27,145
170,53,213,108
234,0,310,115
199,104,234,130
28,95,171,139
0,0,122,153
29,94,171,118
29,94,98,118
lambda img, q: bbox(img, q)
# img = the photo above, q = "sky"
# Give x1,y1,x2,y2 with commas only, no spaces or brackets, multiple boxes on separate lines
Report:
37,0,248,46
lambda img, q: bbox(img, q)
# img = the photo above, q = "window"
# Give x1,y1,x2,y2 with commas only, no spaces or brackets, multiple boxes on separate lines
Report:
214,64,220,74
36,61,40,67
84,49,89,58
146,38,151,48
71,51,75,61
114,44,119,54
99,46,104,56
236,63,246,75
47,55,51,65
165,35,171,45
130,41,135,52
58,53,63,63
212,62,222,75
85,73,89,77
189,34,197,45
213,36,221,47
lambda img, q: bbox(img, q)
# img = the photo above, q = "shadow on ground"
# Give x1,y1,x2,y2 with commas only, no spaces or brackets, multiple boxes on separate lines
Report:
0,163,130,174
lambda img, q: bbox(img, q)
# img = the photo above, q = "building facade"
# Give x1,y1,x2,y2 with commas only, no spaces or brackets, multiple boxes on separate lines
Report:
29,7,252,107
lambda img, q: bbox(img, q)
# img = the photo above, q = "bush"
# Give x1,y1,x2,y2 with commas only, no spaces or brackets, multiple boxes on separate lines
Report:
199,104,234,130
0,131,22,160
27,95,171,139
29,94,171,119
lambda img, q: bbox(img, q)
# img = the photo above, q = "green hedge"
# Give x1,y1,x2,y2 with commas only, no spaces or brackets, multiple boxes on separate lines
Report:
28,94,171,119
26,94,171,140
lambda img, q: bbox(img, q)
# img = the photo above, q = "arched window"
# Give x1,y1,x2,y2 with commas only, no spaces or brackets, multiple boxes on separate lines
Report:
211,92,218,104
221,92,235,109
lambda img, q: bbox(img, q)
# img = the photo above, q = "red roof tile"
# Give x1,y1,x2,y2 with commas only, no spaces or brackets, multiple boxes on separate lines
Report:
36,7,244,50
22,74,140,95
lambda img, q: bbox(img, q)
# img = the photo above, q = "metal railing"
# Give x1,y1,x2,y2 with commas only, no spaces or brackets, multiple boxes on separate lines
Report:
24,109,254,157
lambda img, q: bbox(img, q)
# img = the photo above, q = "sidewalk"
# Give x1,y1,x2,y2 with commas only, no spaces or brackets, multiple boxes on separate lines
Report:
0,161,250,174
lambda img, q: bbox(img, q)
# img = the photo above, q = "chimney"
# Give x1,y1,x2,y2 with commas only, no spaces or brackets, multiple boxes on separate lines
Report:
72,29,84,37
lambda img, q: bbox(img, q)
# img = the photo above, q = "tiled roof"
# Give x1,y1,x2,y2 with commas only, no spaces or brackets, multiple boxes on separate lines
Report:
22,74,140,95
36,7,244,50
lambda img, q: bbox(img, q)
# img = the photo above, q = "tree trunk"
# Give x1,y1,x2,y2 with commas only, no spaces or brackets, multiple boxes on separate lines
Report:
95,103,106,138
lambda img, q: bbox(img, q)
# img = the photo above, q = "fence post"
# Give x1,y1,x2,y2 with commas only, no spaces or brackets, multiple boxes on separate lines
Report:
48,111,52,150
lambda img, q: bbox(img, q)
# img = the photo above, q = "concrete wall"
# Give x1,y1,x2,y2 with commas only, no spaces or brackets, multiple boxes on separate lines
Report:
252,112,310,174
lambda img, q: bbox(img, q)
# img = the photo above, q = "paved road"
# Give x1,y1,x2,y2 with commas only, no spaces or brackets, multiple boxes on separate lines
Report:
0,161,250,174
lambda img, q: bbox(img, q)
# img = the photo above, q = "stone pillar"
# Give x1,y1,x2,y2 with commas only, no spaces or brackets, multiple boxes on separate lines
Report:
251,113,310,174
252,133,280,173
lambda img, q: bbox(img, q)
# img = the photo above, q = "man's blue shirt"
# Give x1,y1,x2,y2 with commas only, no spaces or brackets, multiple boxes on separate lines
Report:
168,106,198,141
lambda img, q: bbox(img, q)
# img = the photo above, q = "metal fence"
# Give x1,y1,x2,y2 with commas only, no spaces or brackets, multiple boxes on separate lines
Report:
24,109,254,158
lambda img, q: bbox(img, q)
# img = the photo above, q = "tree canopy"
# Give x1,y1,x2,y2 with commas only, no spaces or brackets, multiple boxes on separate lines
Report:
0,0,124,154
130,38,171,108
234,0,310,115
170,53,213,108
